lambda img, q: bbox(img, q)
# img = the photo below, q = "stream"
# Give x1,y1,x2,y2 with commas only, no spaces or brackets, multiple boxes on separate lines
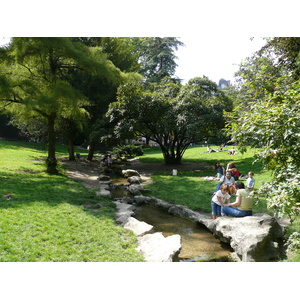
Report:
110,179,232,262
132,204,232,262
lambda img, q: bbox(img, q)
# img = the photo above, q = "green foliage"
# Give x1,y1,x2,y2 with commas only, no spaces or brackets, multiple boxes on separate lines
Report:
0,37,143,171
108,76,233,164
113,144,144,158
135,37,184,83
285,232,300,253
228,37,300,255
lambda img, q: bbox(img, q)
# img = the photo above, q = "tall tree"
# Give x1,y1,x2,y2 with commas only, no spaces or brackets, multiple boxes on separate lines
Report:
70,37,143,160
0,37,136,173
136,37,184,83
228,37,300,223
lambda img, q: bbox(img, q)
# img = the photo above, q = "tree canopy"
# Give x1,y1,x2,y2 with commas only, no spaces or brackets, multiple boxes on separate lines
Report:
228,37,300,222
107,76,232,164
0,37,141,173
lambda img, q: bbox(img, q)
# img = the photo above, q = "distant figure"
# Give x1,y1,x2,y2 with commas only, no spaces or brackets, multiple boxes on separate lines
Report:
215,161,225,178
207,146,216,153
226,162,240,180
107,154,112,168
228,146,236,155
246,171,255,191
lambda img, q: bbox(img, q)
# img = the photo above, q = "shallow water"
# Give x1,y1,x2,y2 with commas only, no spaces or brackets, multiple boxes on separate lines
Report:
133,204,232,262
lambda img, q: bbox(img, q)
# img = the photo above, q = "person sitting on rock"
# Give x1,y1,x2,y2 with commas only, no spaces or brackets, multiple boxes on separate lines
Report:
221,181,253,217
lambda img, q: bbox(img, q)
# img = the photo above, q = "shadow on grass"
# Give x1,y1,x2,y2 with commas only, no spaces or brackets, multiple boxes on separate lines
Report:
0,171,115,219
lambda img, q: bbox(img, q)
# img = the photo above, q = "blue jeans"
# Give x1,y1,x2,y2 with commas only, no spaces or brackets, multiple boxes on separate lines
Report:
222,206,252,217
211,201,222,216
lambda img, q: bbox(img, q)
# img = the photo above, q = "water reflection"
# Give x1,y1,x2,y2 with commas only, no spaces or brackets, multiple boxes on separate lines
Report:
133,204,232,262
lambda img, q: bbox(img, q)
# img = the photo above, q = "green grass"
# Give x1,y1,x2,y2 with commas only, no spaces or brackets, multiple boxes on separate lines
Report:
141,145,270,213
0,140,144,262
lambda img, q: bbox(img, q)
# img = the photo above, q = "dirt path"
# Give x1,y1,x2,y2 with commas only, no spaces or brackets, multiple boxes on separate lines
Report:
61,157,210,190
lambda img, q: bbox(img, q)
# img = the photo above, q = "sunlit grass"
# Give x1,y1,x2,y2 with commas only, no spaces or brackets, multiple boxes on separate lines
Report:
141,145,270,212
0,140,144,262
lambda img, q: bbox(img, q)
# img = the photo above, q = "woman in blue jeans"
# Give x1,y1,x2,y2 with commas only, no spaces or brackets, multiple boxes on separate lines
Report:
221,181,253,217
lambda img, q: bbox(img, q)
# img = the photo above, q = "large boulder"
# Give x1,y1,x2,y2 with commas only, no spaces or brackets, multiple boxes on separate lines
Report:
207,213,287,262
124,217,153,236
130,196,288,262
127,176,142,184
122,169,140,178
136,232,181,262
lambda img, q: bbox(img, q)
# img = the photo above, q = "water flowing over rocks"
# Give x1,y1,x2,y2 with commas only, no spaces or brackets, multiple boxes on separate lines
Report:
114,200,181,262
104,168,289,262
117,194,289,262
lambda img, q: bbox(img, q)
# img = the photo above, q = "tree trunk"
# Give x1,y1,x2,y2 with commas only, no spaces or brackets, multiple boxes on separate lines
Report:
161,145,182,164
67,137,75,161
87,140,96,161
46,114,58,174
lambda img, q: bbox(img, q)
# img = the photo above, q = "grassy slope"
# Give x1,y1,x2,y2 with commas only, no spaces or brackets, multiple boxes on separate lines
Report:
0,140,143,262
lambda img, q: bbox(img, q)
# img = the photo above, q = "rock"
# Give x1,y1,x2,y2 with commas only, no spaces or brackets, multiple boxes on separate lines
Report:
136,232,181,262
122,169,140,178
124,217,153,236
133,195,152,204
128,184,142,196
114,190,288,262
208,213,286,262
114,200,182,262
115,202,135,225
96,189,112,199
99,175,110,181
127,176,142,184
99,182,110,190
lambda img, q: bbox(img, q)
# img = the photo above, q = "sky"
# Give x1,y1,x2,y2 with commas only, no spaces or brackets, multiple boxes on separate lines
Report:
174,36,267,85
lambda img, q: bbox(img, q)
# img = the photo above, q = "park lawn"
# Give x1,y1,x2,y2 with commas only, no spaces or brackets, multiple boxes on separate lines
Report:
141,145,270,213
0,140,144,262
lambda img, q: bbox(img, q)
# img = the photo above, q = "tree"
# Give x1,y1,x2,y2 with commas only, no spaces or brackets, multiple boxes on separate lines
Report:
70,37,143,160
0,37,136,173
107,77,232,164
135,37,184,83
228,37,300,223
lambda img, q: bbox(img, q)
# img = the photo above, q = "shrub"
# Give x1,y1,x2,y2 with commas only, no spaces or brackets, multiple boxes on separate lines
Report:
113,144,144,158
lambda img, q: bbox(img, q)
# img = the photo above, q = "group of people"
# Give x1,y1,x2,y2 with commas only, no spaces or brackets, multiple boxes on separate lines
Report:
211,161,255,219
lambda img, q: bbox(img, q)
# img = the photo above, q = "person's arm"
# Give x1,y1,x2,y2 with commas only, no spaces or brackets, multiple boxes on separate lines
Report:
228,194,241,207
227,194,231,204
217,196,226,206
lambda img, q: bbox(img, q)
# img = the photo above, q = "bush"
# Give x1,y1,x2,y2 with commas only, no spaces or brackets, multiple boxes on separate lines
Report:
113,144,144,158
